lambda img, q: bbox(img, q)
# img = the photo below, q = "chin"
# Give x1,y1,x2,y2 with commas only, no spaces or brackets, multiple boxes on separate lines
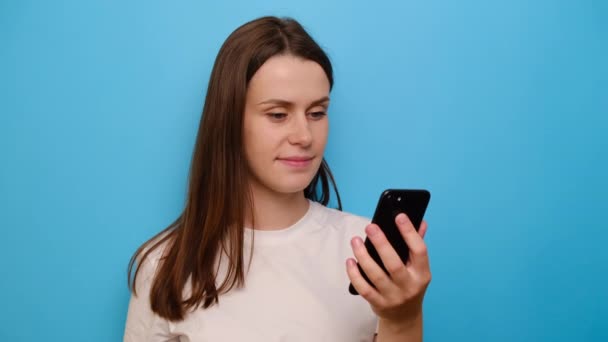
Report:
272,174,317,195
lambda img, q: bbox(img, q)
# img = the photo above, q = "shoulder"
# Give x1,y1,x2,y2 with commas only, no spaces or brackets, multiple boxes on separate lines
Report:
132,230,173,294
125,231,176,340
309,201,371,235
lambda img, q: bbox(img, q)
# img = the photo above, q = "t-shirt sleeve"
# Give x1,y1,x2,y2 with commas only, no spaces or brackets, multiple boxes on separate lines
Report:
123,253,177,342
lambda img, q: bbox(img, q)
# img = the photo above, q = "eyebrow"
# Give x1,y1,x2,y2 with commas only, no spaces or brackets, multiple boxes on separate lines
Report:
257,96,330,107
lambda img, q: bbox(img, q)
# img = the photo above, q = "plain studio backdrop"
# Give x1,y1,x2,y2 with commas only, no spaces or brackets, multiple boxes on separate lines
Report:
1,0,606,341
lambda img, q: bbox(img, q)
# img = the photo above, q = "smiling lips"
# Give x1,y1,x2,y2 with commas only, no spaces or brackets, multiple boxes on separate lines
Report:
277,156,314,168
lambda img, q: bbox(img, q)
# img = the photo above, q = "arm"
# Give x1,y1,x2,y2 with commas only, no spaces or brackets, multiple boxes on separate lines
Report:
124,257,176,342
376,312,422,342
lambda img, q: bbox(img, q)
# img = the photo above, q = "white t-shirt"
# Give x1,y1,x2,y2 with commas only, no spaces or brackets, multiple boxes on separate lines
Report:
124,200,378,341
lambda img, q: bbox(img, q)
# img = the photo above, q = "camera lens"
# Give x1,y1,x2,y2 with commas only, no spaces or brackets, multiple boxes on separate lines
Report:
397,197,401,201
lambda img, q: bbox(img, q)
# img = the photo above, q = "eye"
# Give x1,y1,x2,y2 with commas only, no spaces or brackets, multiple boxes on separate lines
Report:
267,113,287,121
308,111,327,119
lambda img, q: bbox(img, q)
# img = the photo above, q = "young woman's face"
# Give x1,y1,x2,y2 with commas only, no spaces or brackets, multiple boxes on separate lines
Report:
243,54,330,196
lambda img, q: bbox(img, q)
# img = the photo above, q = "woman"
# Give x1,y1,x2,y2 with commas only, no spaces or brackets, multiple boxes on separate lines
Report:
124,16,431,342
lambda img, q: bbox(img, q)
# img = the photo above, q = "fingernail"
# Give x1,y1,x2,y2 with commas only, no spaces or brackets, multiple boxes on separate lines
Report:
346,258,356,267
352,237,363,247
397,213,407,224
365,225,378,236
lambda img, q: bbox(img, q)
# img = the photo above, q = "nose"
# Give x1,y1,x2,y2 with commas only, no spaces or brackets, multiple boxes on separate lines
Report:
287,114,313,147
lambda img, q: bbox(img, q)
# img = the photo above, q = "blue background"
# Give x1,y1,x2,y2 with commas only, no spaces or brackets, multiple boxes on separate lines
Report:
1,0,606,341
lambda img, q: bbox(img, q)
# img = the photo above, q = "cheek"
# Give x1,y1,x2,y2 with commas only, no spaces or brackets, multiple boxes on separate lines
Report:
244,120,281,158
243,119,260,160
313,121,329,147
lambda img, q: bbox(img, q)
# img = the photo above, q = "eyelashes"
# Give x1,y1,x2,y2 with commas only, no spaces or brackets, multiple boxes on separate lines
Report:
309,111,327,119
267,113,287,120
266,112,327,121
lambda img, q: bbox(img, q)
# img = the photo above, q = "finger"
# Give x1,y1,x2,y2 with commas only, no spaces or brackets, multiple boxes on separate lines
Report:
364,224,410,285
346,258,386,306
351,236,397,293
395,213,430,271
419,220,428,239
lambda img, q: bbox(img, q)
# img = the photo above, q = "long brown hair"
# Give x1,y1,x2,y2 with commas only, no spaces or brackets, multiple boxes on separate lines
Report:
127,16,342,322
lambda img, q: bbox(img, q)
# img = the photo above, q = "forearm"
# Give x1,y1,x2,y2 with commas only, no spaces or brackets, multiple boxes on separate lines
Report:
375,313,423,342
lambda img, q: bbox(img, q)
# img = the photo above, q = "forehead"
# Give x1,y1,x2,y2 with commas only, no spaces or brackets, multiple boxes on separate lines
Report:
246,54,330,104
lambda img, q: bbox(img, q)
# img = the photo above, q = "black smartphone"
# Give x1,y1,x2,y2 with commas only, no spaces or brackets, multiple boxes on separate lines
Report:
349,189,431,295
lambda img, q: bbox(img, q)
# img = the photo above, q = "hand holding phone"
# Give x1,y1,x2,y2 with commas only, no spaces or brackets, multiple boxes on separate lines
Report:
349,189,431,295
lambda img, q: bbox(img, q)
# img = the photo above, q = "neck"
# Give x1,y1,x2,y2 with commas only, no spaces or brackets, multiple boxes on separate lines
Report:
246,181,310,231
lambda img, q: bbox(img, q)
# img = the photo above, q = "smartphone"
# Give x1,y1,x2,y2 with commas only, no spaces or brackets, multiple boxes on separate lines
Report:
349,189,431,295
